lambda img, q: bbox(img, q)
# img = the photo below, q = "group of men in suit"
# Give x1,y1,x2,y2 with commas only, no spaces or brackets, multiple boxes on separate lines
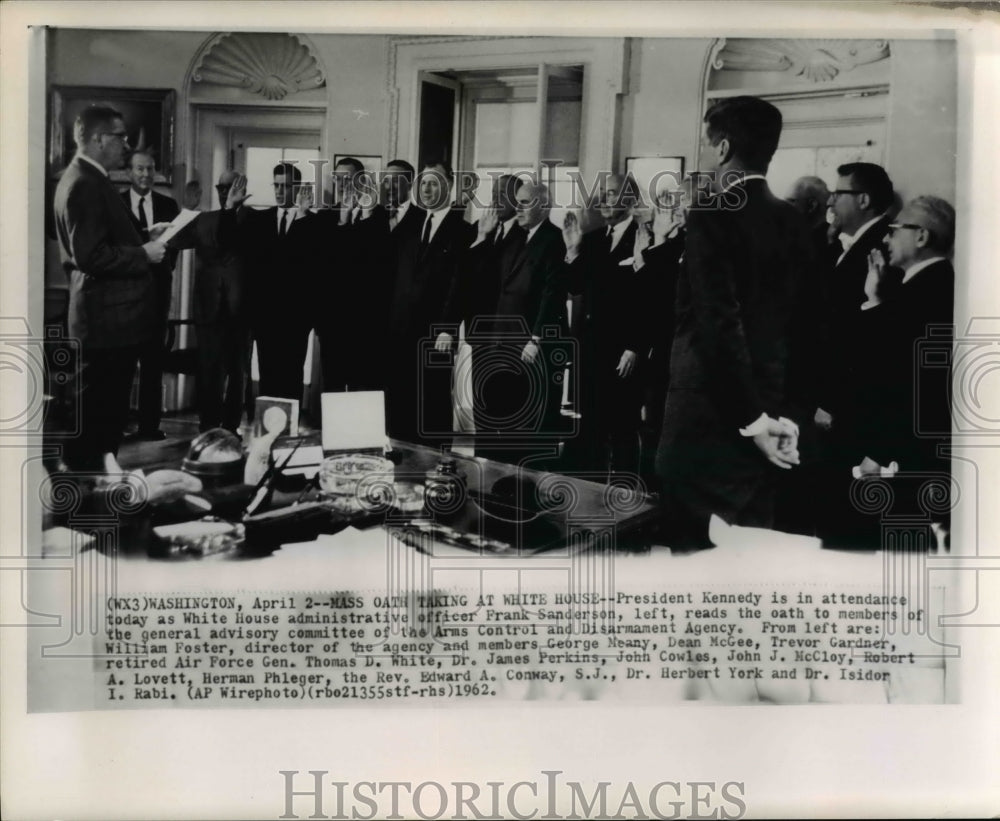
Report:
53,99,956,552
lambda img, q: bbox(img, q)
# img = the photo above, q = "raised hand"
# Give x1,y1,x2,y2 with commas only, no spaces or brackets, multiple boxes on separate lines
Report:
652,204,683,245
295,184,314,217
562,210,583,260
633,220,652,266
225,174,250,209
864,247,886,304
478,206,500,241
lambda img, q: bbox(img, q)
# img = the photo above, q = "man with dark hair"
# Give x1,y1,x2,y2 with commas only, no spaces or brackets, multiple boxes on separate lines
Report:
122,149,180,441
52,105,168,471
562,173,648,477
380,159,422,235
826,162,897,329
222,161,317,401
385,160,474,443
655,95,808,549
815,161,902,544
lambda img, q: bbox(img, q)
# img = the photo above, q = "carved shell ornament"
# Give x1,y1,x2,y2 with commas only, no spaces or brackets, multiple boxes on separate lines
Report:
712,38,890,83
194,33,326,100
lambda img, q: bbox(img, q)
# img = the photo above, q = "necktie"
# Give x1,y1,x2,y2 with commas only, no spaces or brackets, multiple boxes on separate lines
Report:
138,197,148,233
388,206,398,231
279,209,287,237
421,213,433,246
495,222,505,244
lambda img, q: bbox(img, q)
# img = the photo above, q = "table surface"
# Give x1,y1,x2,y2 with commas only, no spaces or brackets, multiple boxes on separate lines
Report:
120,435,661,556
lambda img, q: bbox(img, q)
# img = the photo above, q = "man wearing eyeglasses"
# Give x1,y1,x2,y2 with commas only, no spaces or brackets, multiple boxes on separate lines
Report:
817,162,904,545
852,197,955,520
52,105,169,472
561,173,648,477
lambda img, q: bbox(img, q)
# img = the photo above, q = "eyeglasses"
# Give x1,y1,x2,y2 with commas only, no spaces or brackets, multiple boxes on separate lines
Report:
829,189,863,199
101,131,129,144
888,223,925,235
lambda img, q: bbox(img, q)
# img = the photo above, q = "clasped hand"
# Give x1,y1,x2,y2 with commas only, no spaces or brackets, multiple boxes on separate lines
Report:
752,416,801,469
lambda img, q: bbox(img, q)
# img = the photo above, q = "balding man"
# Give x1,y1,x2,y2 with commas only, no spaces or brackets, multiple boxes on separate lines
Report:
562,173,649,477
185,170,250,433
445,179,568,465
845,196,956,547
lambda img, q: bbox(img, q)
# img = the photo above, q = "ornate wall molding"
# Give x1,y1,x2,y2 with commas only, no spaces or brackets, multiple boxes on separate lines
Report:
192,32,326,100
708,38,890,85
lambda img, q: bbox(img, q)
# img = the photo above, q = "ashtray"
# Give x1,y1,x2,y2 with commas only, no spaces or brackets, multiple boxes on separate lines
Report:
318,454,395,497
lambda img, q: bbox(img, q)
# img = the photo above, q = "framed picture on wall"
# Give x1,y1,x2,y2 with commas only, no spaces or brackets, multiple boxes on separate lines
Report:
625,155,685,206
49,85,176,183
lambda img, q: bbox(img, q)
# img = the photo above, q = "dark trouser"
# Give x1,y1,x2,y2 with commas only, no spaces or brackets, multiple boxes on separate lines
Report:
772,407,825,538
196,317,250,432
470,341,562,468
254,322,311,402
659,478,774,551
64,344,142,472
136,279,171,434
317,325,385,393
136,327,166,434
386,335,452,446
564,348,644,479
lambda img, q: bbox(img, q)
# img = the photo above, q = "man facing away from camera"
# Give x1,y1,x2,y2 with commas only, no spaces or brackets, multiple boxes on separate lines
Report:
656,95,808,550
52,105,168,473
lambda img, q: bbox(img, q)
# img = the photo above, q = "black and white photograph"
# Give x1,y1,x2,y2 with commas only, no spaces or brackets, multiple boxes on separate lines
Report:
2,1,998,819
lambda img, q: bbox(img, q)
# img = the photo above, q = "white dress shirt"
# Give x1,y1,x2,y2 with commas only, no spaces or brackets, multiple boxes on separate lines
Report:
607,217,630,252
421,207,449,244
837,215,884,265
129,188,151,224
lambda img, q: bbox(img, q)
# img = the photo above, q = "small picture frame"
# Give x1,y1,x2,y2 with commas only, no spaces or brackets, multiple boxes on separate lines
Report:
49,85,176,183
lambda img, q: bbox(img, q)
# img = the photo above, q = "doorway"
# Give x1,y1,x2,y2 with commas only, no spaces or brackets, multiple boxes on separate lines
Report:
185,106,325,413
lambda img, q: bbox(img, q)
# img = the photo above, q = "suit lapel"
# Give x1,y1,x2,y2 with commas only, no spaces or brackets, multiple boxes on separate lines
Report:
503,224,537,284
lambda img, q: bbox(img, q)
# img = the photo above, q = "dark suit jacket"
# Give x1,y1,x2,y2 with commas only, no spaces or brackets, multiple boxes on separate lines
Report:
220,206,320,330
122,188,180,321
121,188,179,240
823,214,901,416
389,208,475,344
53,156,154,349
568,221,649,358
852,259,954,472
640,229,685,387
172,210,245,325
657,178,811,521
451,220,567,342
